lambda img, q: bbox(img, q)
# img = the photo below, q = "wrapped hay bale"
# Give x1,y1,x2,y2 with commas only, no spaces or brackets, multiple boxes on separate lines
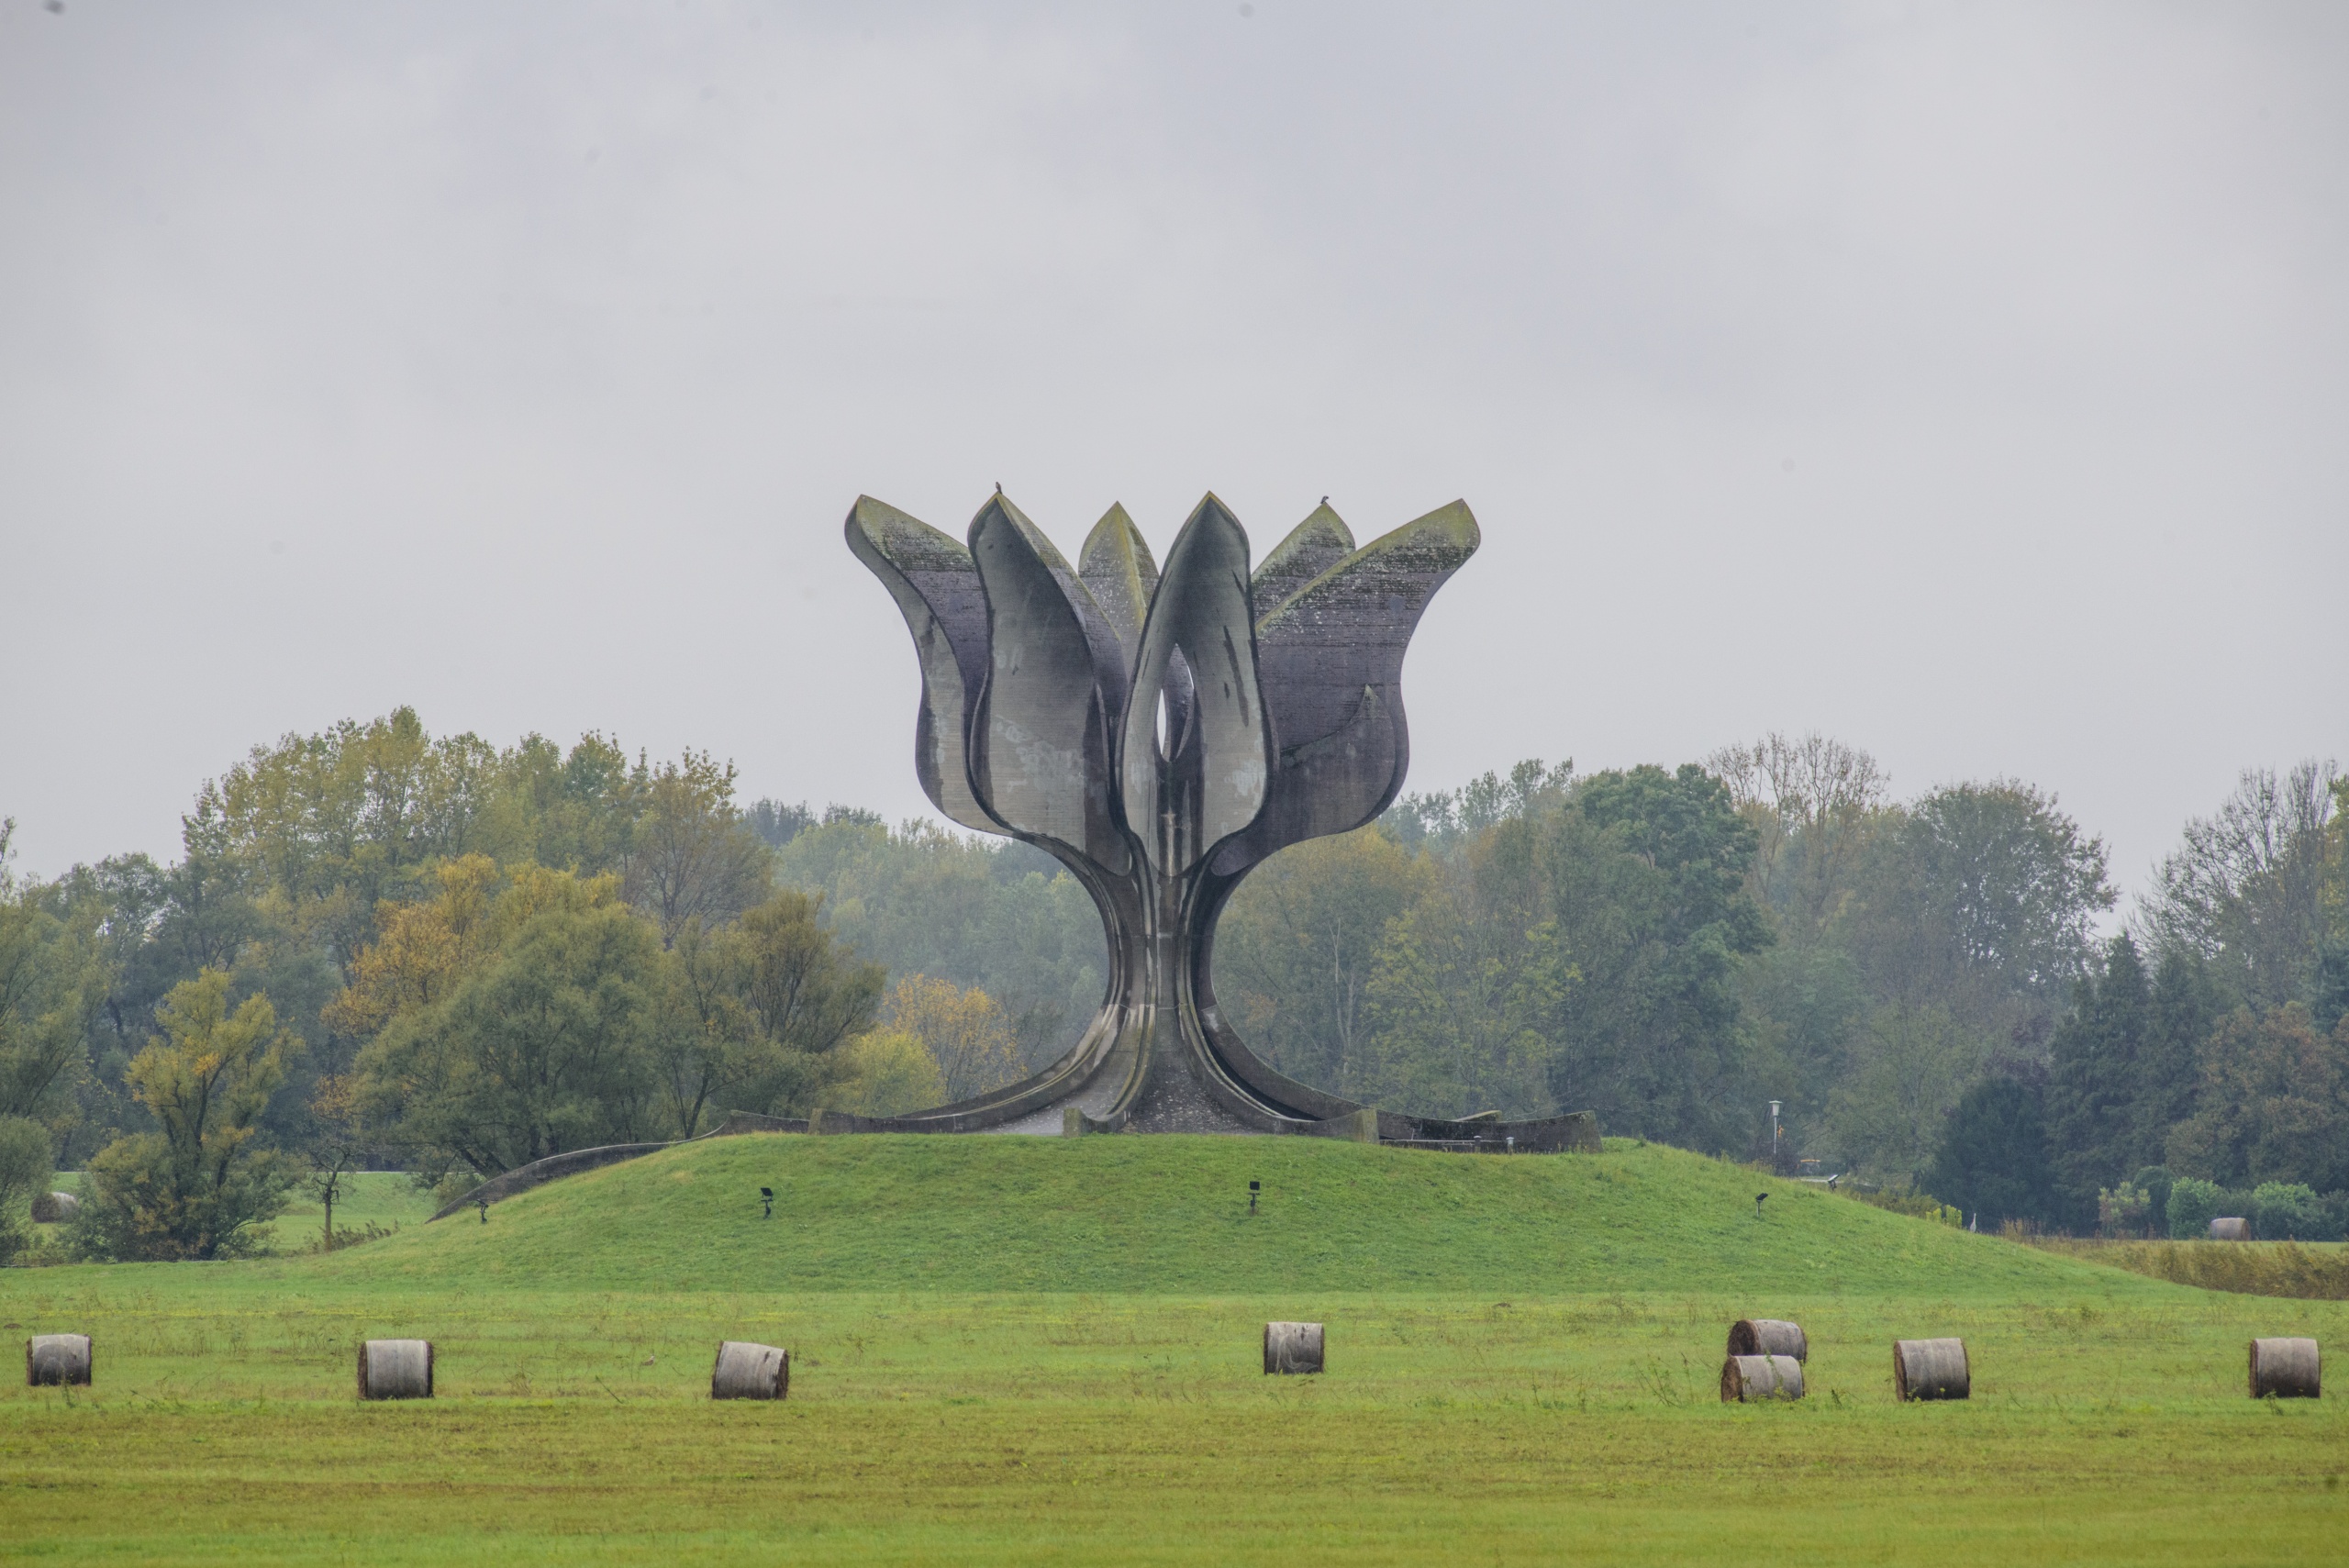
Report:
1264,1321,1325,1375
26,1334,91,1387
28,1191,78,1224
710,1340,789,1400
2210,1217,2253,1240
2248,1338,2320,1399
1893,1338,1969,1401
1720,1354,1805,1402
1727,1318,1807,1362
357,1340,433,1400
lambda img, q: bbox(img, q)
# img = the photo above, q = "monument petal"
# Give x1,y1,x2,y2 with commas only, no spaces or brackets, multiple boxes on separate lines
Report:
1118,494,1270,878
842,496,999,834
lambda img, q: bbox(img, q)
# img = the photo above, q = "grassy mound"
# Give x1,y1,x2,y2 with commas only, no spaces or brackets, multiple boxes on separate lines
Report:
313,1133,2162,1298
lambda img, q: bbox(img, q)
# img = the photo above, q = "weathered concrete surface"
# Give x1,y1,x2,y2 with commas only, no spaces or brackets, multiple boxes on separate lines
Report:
842,489,1594,1152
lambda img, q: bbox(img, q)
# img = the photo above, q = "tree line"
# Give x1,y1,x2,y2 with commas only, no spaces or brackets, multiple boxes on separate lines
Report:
1215,739,2346,1238
0,710,1032,1261
2,711,2342,1259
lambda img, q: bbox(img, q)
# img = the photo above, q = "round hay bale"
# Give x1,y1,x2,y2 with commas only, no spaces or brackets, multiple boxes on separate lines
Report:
2248,1338,2320,1399
357,1340,433,1400
1264,1321,1325,1375
28,1191,78,1224
2210,1217,2252,1240
1720,1354,1805,1402
1893,1337,1969,1401
1727,1318,1808,1362
710,1340,789,1400
26,1334,91,1387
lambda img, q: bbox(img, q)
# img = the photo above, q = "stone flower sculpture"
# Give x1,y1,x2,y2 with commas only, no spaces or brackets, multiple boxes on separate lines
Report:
844,491,1596,1150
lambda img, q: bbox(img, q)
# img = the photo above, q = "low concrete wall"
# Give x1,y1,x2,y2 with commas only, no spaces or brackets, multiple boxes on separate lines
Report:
429,1142,674,1221
429,1114,817,1220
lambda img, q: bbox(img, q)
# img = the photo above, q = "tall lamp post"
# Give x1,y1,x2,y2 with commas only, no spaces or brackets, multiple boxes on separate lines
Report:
1768,1100,1782,1169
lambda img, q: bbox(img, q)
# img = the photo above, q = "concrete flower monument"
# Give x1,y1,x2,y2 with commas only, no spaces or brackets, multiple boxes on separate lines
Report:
840,490,1595,1151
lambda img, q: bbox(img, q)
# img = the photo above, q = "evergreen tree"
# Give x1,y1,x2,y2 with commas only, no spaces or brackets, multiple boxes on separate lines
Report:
2133,950,2215,1167
1923,1075,2056,1228
2045,935,2149,1229
2312,940,2349,1037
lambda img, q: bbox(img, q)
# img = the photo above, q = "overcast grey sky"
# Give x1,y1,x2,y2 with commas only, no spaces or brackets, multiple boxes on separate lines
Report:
2,1,2343,904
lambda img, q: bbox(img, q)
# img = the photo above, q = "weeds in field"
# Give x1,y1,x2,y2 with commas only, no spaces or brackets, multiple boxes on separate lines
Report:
1634,1351,1697,1406
299,1219,402,1254
2026,1238,2349,1300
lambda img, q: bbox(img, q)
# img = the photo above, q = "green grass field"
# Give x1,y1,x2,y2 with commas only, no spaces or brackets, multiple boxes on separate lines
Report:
250,1170,440,1253
5,1136,2343,1564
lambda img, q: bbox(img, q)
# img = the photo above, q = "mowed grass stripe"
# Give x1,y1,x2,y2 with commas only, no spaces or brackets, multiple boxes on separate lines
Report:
4,1398,2343,1565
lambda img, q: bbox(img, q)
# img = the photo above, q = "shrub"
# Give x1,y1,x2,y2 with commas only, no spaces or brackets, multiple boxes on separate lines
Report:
76,1132,293,1261
428,1170,479,1213
2166,1177,2223,1238
1849,1186,1964,1226
2252,1181,2332,1240
829,1029,948,1118
2098,1183,2154,1237
2132,1166,2176,1236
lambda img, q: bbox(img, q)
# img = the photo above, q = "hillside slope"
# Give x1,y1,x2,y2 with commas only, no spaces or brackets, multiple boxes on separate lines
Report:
315,1134,2164,1298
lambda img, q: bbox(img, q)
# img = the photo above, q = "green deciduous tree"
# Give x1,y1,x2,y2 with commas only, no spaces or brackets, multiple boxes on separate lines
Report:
734,891,885,1103
1380,759,1575,854
2165,1003,2349,1194
0,1114,52,1264
1544,764,1772,1151
876,974,1020,1103
2138,761,2340,1012
1214,828,1434,1098
78,970,297,1260
354,901,662,1178
776,818,1101,1071
0,887,104,1127
828,1029,948,1116
1735,940,1867,1167
1826,1003,1995,1182
1358,894,1565,1121
647,892,884,1135
1709,732,1890,936
1842,780,2113,1053
300,1072,369,1252
620,751,773,947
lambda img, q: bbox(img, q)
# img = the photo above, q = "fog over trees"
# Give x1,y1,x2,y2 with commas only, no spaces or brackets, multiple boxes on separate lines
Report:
2,710,2343,1260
